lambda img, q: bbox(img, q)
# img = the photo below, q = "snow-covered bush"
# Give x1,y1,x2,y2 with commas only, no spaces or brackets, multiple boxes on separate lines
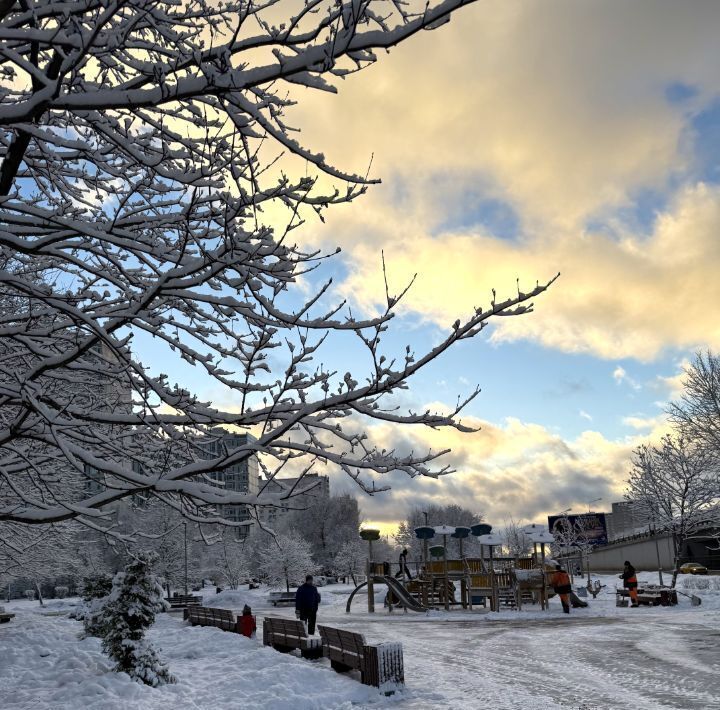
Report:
76,573,114,636
99,553,174,686
54,586,69,598
24,589,35,601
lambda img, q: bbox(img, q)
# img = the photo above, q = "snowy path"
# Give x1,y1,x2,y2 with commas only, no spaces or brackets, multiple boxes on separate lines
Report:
339,613,720,710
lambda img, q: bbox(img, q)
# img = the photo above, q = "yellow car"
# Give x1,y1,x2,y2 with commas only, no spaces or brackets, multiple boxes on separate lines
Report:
679,562,708,575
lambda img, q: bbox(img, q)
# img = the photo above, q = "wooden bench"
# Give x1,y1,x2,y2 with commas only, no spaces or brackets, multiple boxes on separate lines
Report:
167,594,203,611
0,612,15,623
262,616,322,659
184,606,238,632
268,591,296,607
318,624,404,693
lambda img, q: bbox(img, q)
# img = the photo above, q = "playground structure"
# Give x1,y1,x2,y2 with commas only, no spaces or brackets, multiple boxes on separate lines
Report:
347,523,566,614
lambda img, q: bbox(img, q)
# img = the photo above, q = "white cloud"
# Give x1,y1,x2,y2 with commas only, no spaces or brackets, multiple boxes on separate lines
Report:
281,2,720,363
330,410,671,527
579,410,593,422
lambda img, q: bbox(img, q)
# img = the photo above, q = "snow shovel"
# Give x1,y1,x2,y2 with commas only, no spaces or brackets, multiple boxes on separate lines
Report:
676,589,702,606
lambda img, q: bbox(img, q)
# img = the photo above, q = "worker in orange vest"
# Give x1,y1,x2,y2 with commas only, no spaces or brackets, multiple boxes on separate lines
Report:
550,563,572,614
619,561,639,607
238,604,256,638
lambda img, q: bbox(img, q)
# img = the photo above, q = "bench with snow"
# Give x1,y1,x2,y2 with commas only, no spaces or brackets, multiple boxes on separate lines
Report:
166,594,203,611
262,616,322,659
0,612,15,623
184,606,239,632
268,591,296,606
317,624,404,693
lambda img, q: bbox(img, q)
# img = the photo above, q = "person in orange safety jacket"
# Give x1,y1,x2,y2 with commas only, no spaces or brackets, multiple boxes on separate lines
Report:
619,561,639,607
550,564,572,614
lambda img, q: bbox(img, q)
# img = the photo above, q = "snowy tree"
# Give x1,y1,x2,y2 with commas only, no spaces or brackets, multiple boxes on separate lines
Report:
99,553,174,686
209,532,250,590
258,533,315,592
669,351,720,451
332,539,366,584
502,518,531,559
131,501,197,596
626,434,720,587
550,514,596,579
0,519,111,604
0,0,553,547
396,504,484,563
285,494,360,571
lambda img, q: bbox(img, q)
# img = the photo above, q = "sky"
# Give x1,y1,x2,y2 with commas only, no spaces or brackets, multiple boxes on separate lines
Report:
139,0,720,537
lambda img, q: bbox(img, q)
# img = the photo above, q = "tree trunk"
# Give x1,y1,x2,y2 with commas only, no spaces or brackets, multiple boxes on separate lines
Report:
34,580,44,606
285,575,290,593
670,533,680,588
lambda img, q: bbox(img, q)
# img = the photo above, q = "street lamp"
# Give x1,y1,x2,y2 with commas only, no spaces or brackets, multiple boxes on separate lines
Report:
184,521,188,595
586,498,602,512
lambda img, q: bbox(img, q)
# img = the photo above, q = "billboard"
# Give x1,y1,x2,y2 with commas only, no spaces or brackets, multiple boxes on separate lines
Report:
547,513,608,547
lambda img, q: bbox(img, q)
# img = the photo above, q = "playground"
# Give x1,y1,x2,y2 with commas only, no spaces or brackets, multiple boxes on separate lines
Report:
346,524,590,616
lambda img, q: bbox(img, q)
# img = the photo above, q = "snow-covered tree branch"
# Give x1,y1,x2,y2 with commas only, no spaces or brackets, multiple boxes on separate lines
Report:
0,0,554,538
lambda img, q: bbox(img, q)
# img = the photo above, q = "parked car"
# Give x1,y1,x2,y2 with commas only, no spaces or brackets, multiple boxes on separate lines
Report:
679,562,708,575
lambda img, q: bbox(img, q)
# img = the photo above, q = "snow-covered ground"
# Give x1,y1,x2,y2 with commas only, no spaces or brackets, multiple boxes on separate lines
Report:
1,572,718,710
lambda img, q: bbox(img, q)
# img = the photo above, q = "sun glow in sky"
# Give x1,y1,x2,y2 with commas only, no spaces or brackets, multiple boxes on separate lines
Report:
140,0,720,536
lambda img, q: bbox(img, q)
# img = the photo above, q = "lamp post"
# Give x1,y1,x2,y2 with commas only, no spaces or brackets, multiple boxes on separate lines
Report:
183,521,188,595
586,498,602,513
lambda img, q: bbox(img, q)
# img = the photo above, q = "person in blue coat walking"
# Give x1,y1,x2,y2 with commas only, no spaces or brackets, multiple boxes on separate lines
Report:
295,575,321,634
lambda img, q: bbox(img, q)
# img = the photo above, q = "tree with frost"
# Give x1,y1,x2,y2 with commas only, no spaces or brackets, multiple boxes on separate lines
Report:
99,553,174,686
210,531,250,590
0,519,106,605
396,504,484,562
332,538,366,584
285,494,360,572
626,434,719,587
131,500,196,596
0,0,554,554
667,351,720,448
550,514,597,579
502,518,531,559
258,533,315,592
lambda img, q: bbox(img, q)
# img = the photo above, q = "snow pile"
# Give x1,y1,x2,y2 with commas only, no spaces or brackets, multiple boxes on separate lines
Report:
204,589,259,610
678,575,720,591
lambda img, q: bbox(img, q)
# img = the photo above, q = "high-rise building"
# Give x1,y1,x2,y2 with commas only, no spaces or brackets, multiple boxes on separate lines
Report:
200,430,259,537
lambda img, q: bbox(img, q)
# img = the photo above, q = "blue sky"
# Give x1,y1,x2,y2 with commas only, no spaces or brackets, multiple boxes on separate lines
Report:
132,1,720,535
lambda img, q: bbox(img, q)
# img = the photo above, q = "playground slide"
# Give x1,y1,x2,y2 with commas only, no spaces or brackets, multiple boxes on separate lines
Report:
380,575,428,613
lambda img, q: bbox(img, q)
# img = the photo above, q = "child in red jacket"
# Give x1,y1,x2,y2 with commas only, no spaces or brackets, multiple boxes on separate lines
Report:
238,604,256,638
